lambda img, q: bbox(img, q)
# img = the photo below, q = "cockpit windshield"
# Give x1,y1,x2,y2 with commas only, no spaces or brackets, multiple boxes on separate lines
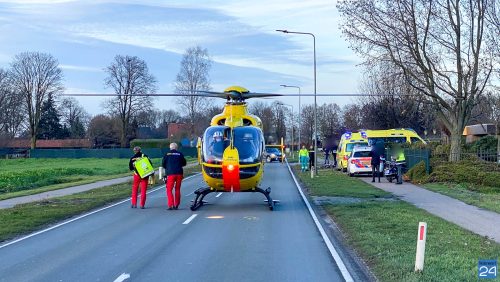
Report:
202,126,263,164
233,127,263,164
202,126,230,164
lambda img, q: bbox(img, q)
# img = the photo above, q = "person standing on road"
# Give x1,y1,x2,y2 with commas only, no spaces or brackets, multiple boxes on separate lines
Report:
129,146,153,209
162,142,187,210
368,145,381,183
324,147,330,165
299,145,309,172
332,144,338,167
308,145,315,170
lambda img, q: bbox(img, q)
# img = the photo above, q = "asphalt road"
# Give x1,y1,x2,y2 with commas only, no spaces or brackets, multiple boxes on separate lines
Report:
0,163,349,282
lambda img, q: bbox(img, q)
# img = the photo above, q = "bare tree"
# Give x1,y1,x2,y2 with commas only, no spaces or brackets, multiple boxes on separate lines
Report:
59,97,89,138
338,0,498,161
342,104,364,132
9,52,63,148
301,104,315,146
160,109,181,125
272,101,287,143
0,68,25,138
103,55,157,147
174,46,213,136
249,101,275,143
87,114,121,148
318,102,342,140
358,63,438,133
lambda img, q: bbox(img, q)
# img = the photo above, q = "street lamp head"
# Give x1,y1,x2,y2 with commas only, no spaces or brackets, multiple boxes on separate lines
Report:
276,29,289,33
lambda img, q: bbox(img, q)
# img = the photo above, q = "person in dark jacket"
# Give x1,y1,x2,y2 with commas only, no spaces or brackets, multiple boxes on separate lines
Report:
162,142,187,210
308,145,315,170
129,146,152,209
368,145,381,183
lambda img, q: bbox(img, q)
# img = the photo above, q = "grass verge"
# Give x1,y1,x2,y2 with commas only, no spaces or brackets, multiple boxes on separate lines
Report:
423,183,500,214
294,167,391,198
295,168,500,281
0,165,201,243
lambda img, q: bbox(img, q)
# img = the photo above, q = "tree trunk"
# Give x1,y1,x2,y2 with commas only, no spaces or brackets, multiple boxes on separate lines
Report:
449,130,461,162
30,135,36,149
120,122,127,148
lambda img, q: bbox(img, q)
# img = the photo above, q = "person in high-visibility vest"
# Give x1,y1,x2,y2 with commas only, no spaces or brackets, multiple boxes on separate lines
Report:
162,142,187,210
299,145,309,172
395,146,406,184
129,146,153,209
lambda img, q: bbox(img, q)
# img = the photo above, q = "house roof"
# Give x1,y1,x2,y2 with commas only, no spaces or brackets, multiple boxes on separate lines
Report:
462,124,496,136
0,139,92,148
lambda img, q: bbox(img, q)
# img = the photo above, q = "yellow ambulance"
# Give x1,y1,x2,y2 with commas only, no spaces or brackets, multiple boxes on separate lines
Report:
336,129,425,172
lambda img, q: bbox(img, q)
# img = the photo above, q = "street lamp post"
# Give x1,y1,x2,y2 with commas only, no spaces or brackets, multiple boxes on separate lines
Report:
277,102,294,158
280,85,301,152
277,29,317,176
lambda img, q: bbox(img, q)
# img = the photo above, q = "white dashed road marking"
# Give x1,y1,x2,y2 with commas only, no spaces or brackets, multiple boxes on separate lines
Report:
113,273,130,282
182,214,198,225
215,192,223,198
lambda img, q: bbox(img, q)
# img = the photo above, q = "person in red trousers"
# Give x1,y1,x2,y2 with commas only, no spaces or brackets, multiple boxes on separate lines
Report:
129,146,152,209
162,142,187,210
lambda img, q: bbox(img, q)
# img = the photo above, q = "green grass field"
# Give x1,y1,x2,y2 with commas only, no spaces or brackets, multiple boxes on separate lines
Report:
423,183,500,214
0,158,165,199
295,168,500,281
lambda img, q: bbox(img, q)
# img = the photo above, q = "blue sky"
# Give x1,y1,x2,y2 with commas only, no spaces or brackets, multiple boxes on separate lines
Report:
0,0,363,115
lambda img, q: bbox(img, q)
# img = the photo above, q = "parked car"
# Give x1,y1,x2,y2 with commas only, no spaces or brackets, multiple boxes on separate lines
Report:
347,146,372,177
265,147,283,162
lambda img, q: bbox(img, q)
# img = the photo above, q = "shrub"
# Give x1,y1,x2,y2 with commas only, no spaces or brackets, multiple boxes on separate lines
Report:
405,161,428,183
470,136,497,152
426,160,500,189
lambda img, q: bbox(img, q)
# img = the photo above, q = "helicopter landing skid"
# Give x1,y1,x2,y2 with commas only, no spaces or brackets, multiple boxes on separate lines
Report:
189,187,276,211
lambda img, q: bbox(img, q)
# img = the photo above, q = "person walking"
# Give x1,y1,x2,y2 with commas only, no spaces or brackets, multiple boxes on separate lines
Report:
162,142,187,210
299,145,309,172
129,146,153,209
368,145,381,183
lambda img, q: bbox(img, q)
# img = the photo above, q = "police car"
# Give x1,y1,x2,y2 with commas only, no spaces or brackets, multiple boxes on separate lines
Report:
346,146,372,177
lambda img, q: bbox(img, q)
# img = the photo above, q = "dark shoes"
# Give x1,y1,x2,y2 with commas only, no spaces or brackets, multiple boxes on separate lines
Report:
131,204,137,208
371,180,375,182
140,206,145,209
167,206,173,210
174,206,179,210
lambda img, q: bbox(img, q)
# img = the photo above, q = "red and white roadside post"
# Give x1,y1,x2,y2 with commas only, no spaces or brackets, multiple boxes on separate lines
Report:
415,222,427,272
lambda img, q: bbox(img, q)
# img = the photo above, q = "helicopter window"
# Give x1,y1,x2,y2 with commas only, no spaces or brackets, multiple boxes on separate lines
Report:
233,127,263,164
217,119,226,125
202,126,231,164
242,118,253,126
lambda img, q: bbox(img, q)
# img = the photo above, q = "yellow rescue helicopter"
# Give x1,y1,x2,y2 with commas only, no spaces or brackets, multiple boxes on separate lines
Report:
191,85,283,211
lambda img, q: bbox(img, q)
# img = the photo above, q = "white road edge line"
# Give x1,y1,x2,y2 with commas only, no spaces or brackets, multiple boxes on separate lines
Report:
182,214,198,225
215,192,223,198
0,174,201,250
286,161,354,282
113,273,130,282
